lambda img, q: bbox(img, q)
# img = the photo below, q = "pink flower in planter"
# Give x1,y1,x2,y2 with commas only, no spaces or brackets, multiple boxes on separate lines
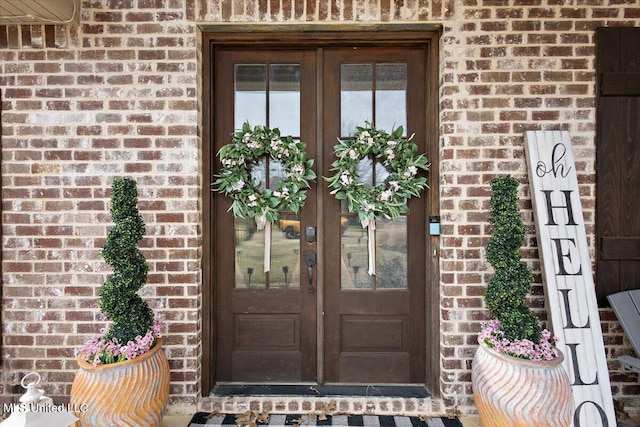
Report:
77,318,164,366
480,319,559,361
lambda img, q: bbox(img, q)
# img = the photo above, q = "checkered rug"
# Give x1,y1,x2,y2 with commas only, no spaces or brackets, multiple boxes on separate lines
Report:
188,413,463,427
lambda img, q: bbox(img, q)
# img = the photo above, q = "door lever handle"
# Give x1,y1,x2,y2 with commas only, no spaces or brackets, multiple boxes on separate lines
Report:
305,250,316,294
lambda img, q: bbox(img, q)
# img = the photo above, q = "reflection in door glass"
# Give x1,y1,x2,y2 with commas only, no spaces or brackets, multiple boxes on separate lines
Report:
270,64,301,136
375,217,407,289
248,158,286,191
272,213,301,289
375,64,407,133
234,214,302,289
354,158,391,189
340,216,407,290
235,217,265,289
235,65,266,129
341,64,373,136
340,217,373,289
250,158,267,192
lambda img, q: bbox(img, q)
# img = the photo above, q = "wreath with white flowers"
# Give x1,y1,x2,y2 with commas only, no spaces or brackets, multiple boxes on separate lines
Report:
213,122,316,273
213,121,316,226
325,121,429,275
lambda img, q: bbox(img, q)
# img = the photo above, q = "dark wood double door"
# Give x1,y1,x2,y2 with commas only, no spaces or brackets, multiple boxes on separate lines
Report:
211,44,431,385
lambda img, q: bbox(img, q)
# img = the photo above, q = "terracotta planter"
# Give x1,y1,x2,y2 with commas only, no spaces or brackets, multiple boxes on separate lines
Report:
472,338,574,427
70,338,170,427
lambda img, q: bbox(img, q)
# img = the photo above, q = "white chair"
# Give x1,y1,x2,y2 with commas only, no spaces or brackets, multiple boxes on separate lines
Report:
607,289,640,373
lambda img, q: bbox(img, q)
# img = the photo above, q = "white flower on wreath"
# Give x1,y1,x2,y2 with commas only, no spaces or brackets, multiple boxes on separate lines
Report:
340,171,353,186
385,148,395,160
232,179,245,191
389,181,400,191
248,194,257,206
291,164,305,180
348,149,358,160
243,133,252,143
380,189,393,201
270,139,282,150
403,165,418,178
359,131,374,146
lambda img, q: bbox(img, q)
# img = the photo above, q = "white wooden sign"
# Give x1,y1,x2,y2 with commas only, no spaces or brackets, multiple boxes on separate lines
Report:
525,131,616,427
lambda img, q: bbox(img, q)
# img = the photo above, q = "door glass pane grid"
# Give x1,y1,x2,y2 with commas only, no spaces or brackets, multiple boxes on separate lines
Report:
270,64,301,136
339,62,408,291
235,64,266,130
375,63,407,134
233,63,302,289
339,63,407,137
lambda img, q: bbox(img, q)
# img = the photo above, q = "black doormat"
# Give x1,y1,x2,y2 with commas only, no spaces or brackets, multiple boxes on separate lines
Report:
188,412,463,427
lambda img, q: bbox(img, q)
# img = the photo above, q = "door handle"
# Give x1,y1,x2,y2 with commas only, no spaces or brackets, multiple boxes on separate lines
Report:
305,250,316,294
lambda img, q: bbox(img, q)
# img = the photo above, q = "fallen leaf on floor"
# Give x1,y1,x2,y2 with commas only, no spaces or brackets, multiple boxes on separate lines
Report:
234,410,270,426
315,399,338,421
291,416,306,426
255,412,270,424
236,410,253,423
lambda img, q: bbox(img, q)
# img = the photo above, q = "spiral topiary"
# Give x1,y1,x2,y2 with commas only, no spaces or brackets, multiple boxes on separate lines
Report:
485,176,542,344
98,177,154,344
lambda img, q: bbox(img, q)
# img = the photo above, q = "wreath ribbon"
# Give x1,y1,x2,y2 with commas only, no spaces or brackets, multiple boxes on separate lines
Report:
255,214,271,273
361,217,376,275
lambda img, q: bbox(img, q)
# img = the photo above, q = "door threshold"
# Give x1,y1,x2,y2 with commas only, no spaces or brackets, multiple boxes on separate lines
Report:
211,384,431,398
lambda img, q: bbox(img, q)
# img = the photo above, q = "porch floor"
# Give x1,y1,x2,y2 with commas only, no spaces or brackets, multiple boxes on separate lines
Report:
161,414,481,426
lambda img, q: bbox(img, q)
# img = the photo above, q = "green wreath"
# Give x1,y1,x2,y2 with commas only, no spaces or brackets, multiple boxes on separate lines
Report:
213,122,316,225
325,121,429,222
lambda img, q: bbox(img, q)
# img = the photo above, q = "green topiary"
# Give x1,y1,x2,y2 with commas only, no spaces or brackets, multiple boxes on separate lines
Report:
98,177,154,344
485,176,542,344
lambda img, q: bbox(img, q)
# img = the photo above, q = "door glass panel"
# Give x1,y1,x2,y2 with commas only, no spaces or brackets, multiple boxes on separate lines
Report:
250,158,267,192
270,64,301,136
340,216,373,289
376,217,407,289
339,216,408,290
234,214,302,290
355,157,374,189
235,217,265,289
375,64,407,133
354,158,391,189
268,159,286,190
341,64,373,136
339,63,408,291
272,213,302,289
233,63,302,290
235,64,266,128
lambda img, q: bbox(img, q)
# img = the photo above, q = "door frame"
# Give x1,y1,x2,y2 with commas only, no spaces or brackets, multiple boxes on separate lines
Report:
201,23,442,397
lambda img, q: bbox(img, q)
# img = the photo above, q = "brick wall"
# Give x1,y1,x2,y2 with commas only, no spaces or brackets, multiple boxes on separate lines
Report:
0,0,639,420
438,0,640,418
0,0,201,409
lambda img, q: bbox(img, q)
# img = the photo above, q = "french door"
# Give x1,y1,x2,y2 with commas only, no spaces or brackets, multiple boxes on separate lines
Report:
206,36,437,388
